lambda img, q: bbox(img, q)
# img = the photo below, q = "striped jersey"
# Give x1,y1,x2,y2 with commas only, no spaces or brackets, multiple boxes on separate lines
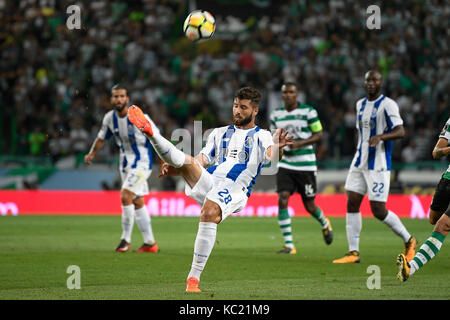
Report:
97,109,157,172
200,125,274,197
269,103,322,171
350,94,403,171
439,117,450,179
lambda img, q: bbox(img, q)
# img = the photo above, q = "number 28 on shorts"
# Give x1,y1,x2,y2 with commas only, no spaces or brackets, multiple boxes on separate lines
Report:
217,189,232,205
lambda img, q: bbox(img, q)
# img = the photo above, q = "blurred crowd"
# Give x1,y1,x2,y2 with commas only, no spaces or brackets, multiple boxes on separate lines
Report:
0,0,448,165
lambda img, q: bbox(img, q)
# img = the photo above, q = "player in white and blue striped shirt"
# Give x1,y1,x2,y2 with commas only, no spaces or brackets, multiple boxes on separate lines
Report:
84,85,159,253
333,70,416,264
128,87,293,292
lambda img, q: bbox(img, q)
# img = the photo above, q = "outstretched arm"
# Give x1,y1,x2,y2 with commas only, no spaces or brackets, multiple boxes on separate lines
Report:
290,130,323,149
266,128,294,162
84,138,105,165
432,138,450,159
369,125,405,147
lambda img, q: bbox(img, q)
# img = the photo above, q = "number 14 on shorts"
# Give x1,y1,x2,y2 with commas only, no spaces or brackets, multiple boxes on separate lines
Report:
218,189,232,204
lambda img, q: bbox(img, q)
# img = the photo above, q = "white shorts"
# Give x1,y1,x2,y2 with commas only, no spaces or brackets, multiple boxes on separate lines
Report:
185,166,248,221
120,168,151,197
344,169,391,202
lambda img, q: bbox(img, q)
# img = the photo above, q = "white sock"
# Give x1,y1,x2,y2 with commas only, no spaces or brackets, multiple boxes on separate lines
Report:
409,259,419,275
278,218,294,248
346,212,362,252
382,210,411,243
135,206,155,245
188,222,217,281
121,204,135,243
148,132,186,168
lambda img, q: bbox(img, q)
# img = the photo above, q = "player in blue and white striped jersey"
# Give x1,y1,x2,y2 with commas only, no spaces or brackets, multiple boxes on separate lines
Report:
333,70,416,264
84,85,159,253
128,87,293,292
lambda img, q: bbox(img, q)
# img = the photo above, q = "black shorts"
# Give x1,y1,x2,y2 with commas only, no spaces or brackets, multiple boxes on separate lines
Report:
276,167,317,200
430,176,450,216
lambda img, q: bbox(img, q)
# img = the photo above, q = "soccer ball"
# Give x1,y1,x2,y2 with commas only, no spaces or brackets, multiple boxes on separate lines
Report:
183,10,216,42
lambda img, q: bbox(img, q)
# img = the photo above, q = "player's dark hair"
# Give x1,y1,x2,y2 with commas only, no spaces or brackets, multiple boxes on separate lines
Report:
235,87,261,107
111,84,128,95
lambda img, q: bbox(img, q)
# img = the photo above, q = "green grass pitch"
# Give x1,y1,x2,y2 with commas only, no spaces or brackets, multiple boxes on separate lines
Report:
0,215,448,300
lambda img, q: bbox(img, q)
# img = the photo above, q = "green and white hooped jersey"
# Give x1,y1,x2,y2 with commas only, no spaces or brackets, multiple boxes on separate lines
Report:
269,103,322,171
439,117,450,180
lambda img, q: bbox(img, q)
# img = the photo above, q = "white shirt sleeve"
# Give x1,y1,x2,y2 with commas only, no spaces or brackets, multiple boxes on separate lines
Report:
261,130,275,164
355,99,362,129
439,118,450,141
199,128,218,165
97,113,113,140
261,129,274,149
384,99,403,129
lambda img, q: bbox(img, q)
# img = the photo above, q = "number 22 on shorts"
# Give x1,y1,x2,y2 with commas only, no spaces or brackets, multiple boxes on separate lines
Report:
218,188,232,205
372,182,384,193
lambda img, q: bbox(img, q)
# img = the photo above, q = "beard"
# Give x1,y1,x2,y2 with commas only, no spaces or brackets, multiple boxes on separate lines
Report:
114,102,127,112
366,86,381,97
233,113,253,127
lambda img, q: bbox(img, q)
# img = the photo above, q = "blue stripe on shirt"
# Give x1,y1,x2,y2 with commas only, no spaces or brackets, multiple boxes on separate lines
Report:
247,162,263,197
383,109,394,170
207,165,217,174
384,140,392,170
226,126,260,181
145,139,153,170
368,95,386,170
127,118,141,169
218,125,236,164
354,98,367,168
246,138,265,197
208,135,216,161
113,111,127,172
104,127,113,140
384,109,394,129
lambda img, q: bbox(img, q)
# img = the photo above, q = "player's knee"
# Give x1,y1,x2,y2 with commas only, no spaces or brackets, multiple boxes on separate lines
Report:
369,202,387,220
304,200,316,214
429,216,438,225
347,201,360,213
428,210,440,225
278,192,290,208
346,191,364,212
433,217,450,236
370,207,387,220
371,208,387,220
372,212,386,220
133,197,144,210
120,189,134,205
200,201,222,224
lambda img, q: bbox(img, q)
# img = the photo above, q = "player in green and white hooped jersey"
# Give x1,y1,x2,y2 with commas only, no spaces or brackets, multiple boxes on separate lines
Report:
270,82,333,254
397,117,450,281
